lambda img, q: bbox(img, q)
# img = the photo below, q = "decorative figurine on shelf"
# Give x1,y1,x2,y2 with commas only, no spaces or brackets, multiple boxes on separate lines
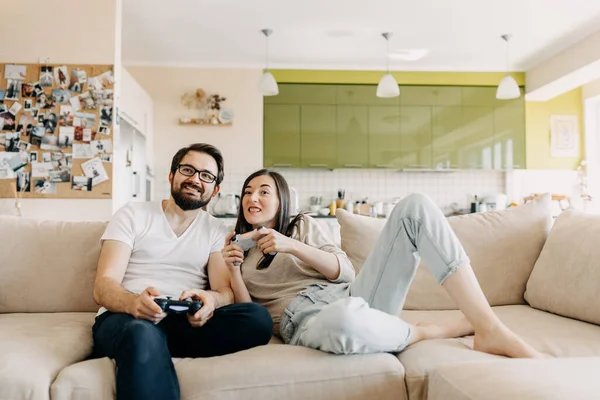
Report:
180,88,207,111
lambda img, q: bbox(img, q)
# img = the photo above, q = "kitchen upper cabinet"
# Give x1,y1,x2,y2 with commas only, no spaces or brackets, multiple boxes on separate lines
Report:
494,104,526,169
368,106,402,168
400,86,462,106
337,106,369,168
263,105,301,168
460,107,495,169
337,84,399,106
264,84,336,105
399,107,432,169
300,105,337,168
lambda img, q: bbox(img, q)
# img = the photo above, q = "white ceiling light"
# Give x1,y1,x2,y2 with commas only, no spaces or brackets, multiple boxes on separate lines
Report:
376,32,400,98
496,34,520,100
259,29,278,96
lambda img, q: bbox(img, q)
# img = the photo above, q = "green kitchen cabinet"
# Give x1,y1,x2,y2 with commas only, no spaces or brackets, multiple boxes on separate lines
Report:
494,104,526,169
431,106,463,169
337,84,400,106
263,104,301,168
400,86,462,106
264,84,336,105
460,107,495,169
337,105,369,168
300,105,337,168
399,106,432,169
368,106,402,168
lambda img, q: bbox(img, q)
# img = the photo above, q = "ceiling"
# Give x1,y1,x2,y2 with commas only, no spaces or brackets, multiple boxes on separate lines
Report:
122,0,600,72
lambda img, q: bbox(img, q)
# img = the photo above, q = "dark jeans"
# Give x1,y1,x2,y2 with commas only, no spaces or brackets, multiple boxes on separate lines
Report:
92,302,273,400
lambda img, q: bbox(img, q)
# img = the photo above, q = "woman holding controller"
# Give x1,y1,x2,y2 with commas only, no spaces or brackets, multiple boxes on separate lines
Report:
221,169,544,358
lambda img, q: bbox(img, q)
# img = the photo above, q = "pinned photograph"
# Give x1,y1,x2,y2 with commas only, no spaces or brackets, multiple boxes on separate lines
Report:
49,168,71,183
81,157,108,186
42,152,51,162
65,153,72,166
0,90,4,101
1,111,16,131
91,139,112,156
21,82,36,98
29,151,38,163
5,132,20,152
69,69,86,92
73,143,93,159
17,113,35,136
82,128,94,142
34,179,56,194
24,99,33,111
0,105,6,114
100,106,112,126
100,154,113,163
69,93,82,111
51,151,64,162
30,126,44,147
58,127,74,148
72,176,92,191
41,134,60,151
52,89,71,104
5,65,27,80
87,76,102,91
9,102,22,115
5,79,22,101
40,66,53,87
43,112,58,134
33,82,43,97
99,70,115,87
59,105,74,127
74,111,96,128
37,92,55,109
0,133,5,147
31,108,39,118
74,126,83,141
98,126,111,135
91,89,114,106
0,152,24,179
17,140,31,152
54,65,69,89
31,162,53,177
3,151,27,172
16,170,31,192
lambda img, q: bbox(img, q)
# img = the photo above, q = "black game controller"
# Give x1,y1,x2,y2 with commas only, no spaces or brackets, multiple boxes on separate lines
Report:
154,296,203,314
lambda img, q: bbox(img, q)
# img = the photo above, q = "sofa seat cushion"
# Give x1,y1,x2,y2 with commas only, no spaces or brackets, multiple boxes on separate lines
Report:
336,194,552,310
398,305,600,400
0,312,96,400
428,358,600,400
52,344,407,400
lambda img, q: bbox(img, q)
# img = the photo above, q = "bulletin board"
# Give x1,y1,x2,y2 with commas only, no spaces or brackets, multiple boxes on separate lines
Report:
0,63,114,199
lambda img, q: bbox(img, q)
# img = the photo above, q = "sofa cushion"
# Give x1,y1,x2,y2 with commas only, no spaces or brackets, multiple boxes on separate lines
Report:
398,305,600,400
0,215,107,313
0,312,96,400
428,358,600,400
52,344,407,400
525,209,600,325
336,194,552,310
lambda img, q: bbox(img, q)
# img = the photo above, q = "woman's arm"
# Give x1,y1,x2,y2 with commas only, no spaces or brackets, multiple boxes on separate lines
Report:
289,241,341,280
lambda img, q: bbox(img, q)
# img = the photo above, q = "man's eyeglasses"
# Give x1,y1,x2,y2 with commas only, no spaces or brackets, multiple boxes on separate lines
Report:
177,164,217,184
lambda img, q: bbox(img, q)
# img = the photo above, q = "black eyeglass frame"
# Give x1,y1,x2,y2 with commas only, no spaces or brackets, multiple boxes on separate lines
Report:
176,164,217,184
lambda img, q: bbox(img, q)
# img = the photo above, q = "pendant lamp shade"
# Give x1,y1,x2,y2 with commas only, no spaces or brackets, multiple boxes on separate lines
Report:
496,34,520,100
377,32,399,98
259,29,278,96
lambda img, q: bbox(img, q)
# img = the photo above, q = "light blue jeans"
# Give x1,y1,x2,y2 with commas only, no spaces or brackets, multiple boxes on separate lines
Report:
279,193,470,354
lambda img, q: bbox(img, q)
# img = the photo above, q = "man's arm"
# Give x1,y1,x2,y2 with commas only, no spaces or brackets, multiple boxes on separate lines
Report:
93,240,164,322
205,251,234,308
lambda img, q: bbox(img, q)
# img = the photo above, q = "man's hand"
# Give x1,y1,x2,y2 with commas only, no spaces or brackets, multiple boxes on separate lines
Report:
221,231,245,270
129,286,166,324
253,228,298,255
180,289,216,328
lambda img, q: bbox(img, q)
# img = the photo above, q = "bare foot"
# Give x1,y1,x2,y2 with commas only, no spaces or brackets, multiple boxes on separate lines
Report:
473,324,545,358
409,317,474,345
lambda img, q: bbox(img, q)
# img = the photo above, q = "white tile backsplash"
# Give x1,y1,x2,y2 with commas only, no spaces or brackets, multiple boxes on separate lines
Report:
214,168,506,215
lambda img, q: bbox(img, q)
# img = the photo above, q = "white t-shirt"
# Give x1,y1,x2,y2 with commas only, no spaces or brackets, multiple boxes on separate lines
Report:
98,201,228,313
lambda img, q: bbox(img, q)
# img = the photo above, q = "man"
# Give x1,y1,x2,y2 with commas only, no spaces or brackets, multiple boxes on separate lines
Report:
92,143,273,400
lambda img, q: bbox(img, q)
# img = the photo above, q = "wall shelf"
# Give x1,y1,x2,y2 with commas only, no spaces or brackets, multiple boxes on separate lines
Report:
178,118,232,126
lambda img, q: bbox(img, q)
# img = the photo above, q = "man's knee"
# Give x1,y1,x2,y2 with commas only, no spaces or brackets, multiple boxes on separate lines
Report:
117,319,168,363
229,302,273,345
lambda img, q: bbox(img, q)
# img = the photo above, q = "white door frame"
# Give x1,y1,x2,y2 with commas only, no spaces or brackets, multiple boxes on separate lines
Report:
584,95,600,213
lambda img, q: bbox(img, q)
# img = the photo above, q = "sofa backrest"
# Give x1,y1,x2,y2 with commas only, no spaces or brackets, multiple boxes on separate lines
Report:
0,215,107,313
337,194,552,310
525,209,600,326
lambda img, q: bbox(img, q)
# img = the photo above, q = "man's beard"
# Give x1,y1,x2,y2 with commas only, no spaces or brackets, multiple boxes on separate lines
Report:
171,182,212,211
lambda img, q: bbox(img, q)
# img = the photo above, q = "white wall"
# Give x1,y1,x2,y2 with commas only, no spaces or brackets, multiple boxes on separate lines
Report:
126,66,264,201
0,0,120,221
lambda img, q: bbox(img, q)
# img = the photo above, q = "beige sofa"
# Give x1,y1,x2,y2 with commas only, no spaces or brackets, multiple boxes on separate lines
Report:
1,193,600,400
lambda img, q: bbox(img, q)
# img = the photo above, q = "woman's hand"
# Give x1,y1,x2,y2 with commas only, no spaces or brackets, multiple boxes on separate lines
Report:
221,231,245,270
253,228,298,255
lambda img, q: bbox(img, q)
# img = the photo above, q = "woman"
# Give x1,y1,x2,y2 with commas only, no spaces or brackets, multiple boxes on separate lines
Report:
222,169,543,358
